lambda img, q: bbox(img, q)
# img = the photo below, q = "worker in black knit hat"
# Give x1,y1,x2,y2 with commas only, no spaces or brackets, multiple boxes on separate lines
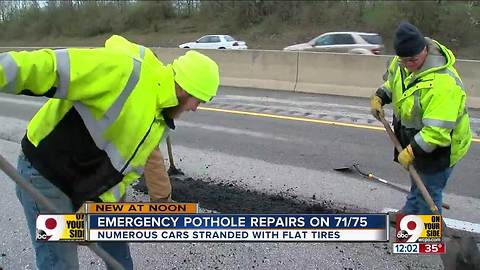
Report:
370,21,472,214
394,21,427,58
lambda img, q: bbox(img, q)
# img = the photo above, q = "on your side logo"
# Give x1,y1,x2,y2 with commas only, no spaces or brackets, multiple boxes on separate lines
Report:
395,214,442,243
36,215,65,241
396,214,424,243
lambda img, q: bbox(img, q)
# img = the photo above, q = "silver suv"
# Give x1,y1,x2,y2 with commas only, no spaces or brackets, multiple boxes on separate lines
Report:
283,32,384,55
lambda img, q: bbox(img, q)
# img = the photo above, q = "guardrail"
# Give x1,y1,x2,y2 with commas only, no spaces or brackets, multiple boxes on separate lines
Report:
1,47,479,108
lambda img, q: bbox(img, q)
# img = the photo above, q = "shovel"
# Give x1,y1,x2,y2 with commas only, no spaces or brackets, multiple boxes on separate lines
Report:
0,154,125,270
166,135,184,176
378,116,441,213
334,163,450,210
378,116,480,269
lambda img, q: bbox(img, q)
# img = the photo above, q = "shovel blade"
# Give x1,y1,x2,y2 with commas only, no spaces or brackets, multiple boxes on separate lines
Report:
333,166,352,172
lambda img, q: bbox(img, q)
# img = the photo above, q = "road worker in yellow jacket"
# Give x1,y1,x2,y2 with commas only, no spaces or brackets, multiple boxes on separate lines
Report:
0,35,219,269
371,22,472,215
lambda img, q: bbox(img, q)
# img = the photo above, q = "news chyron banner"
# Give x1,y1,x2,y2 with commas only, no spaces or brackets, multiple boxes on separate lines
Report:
393,214,445,254
88,214,388,241
37,203,389,242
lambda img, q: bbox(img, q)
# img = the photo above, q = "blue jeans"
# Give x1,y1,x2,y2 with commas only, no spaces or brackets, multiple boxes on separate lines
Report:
401,166,453,215
15,153,133,270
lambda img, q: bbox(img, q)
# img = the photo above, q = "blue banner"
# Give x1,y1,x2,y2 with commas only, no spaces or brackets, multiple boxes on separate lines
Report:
88,214,387,229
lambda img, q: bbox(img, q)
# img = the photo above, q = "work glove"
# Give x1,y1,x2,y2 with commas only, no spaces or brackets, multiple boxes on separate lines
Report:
370,95,384,120
144,147,172,201
398,145,415,170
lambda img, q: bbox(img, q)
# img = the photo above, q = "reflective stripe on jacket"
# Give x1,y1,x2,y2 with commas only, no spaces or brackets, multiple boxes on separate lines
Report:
0,35,178,207
376,38,472,173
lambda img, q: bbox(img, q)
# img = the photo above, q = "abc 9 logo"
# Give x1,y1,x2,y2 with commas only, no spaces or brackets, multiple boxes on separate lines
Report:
36,215,64,241
397,215,423,242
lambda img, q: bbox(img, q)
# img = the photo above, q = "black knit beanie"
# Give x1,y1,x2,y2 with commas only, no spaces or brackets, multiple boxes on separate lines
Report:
394,21,426,57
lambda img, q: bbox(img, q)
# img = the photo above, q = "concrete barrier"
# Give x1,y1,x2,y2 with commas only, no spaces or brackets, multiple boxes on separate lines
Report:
152,48,480,108
294,52,480,108
152,48,298,91
294,52,386,98
1,47,479,108
454,59,480,109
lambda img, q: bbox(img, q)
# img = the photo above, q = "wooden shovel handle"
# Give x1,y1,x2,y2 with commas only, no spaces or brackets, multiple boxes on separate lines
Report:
379,117,440,214
0,154,125,270
166,135,175,169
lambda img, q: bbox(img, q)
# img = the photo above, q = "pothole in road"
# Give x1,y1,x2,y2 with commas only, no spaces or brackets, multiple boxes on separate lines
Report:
133,175,342,214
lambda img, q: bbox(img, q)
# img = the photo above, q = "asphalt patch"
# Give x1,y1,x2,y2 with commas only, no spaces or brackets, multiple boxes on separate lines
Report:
133,175,340,214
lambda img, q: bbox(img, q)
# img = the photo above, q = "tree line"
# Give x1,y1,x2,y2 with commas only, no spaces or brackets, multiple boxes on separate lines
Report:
0,1,478,57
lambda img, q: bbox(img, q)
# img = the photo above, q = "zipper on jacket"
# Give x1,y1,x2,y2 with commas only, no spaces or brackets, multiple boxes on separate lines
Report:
120,118,155,174
400,68,407,93
401,68,427,93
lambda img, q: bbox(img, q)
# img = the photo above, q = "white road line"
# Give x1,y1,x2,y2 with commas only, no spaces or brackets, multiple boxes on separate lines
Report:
0,95,45,106
0,116,294,143
176,120,291,142
382,208,480,234
216,95,373,111
0,116,29,143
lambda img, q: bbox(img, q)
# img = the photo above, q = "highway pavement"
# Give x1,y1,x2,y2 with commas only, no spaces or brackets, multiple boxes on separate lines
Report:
0,87,478,269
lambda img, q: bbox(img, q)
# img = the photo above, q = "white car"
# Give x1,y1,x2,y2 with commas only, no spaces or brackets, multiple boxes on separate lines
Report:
179,35,247,50
283,32,384,55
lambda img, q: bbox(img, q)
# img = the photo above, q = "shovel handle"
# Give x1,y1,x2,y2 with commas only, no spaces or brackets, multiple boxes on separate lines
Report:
379,118,403,153
0,154,125,270
368,174,450,209
166,135,175,169
379,117,439,214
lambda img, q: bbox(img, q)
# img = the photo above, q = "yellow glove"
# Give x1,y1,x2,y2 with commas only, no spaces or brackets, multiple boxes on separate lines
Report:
398,145,415,169
370,95,384,120
144,147,172,201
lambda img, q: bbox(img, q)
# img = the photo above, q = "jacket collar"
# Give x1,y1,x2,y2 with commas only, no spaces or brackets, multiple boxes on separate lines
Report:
414,38,454,78
155,64,179,109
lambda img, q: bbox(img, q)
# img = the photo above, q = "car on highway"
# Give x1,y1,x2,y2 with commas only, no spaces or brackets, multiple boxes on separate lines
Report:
283,32,383,55
179,35,248,50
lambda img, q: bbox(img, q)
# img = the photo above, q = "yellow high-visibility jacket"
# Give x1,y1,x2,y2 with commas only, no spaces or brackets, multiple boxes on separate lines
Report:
0,35,177,207
376,38,472,173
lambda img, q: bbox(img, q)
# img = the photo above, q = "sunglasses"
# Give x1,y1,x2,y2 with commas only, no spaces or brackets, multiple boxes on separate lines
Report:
399,48,426,64
399,55,423,64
